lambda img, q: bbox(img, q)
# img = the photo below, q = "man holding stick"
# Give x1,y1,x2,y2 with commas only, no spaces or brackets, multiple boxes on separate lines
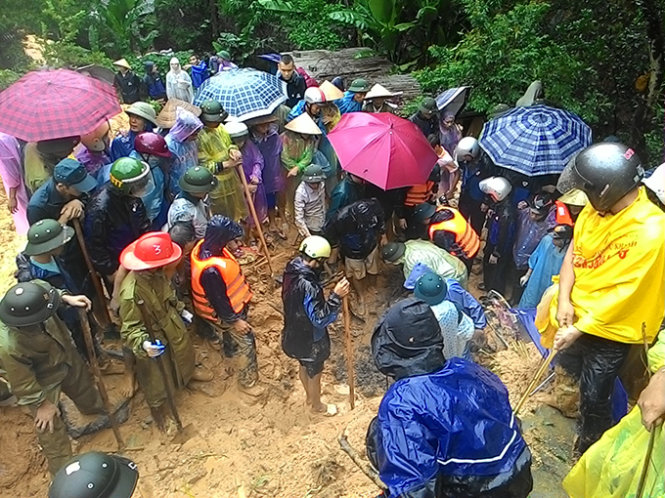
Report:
550,142,665,457
281,235,349,416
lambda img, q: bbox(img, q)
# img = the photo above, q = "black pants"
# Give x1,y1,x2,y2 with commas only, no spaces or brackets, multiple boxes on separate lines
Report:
458,193,485,236
482,244,510,294
557,333,631,454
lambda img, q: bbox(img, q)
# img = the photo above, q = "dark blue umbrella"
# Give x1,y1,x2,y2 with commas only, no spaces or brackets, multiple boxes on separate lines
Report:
194,68,286,121
479,104,591,176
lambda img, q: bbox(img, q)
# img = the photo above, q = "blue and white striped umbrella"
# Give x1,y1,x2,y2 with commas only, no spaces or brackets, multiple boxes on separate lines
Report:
479,104,592,176
194,68,287,121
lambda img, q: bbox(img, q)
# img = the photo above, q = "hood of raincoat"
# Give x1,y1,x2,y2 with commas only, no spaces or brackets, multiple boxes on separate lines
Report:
200,215,244,257
169,57,182,74
371,297,445,380
167,108,203,143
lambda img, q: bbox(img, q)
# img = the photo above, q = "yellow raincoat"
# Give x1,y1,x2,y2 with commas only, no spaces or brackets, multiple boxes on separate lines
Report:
540,187,665,345
563,330,665,497
197,125,248,221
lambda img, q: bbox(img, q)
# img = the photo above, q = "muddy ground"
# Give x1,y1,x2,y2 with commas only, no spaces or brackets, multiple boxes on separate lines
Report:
0,187,575,497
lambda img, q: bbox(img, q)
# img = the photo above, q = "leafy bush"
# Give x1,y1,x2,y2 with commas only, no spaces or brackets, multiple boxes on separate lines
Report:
0,69,22,91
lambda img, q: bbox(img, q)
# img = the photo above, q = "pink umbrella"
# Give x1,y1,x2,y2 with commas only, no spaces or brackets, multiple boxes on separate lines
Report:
327,112,438,190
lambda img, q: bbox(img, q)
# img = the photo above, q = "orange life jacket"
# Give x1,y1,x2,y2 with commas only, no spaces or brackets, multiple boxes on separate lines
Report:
405,180,435,207
190,239,253,321
428,206,480,259
555,200,574,227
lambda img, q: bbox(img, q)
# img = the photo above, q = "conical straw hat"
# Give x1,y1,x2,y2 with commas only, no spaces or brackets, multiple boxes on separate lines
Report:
155,99,202,129
365,83,402,100
285,113,322,135
319,81,344,101
113,58,131,70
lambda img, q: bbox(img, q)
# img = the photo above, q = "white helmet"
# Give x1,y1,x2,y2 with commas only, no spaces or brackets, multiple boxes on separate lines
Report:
80,121,111,152
455,136,480,162
304,87,327,105
479,176,512,202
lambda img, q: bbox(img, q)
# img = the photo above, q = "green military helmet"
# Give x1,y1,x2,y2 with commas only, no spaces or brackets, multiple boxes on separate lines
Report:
49,451,139,498
179,166,219,194
381,242,406,263
109,157,150,193
199,100,229,123
348,78,371,93
419,97,438,114
24,219,75,256
302,164,326,183
0,281,61,327
414,272,448,306
413,202,436,223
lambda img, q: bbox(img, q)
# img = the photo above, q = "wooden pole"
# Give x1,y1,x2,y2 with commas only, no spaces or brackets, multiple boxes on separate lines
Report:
72,218,115,328
514,349,558,416
136,299,183,431
78,309,125,450
338,425,387,490
236,164,274,276
342,296,355,409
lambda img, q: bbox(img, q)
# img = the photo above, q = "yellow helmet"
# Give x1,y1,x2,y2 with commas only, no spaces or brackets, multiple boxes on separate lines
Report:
299,235,331,259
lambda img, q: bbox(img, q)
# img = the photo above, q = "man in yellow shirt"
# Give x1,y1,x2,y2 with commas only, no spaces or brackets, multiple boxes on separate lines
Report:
553,142,665,457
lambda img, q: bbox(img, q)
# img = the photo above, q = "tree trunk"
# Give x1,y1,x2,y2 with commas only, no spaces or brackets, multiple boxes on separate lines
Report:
210,0,219,38
631,0,665,159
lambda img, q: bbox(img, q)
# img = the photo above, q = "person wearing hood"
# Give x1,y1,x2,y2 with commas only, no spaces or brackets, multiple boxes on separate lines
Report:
247,114,285,237
23,136,81,194
142,61,166,102
439,111,462,159
366,297,533,497
334,78,370,114
75,121,112,179
166,57,194,103
281,236,350,415
84,158,151,283
165,107,203,198
190,216,261,393
518,224,572,310
113,59,141,104
131,132,172,229
226,121,269,243
110,102,157,160
480,176,516,293
197,101,248,225
324,198,385,317
118,231,207,431
0,131,30,235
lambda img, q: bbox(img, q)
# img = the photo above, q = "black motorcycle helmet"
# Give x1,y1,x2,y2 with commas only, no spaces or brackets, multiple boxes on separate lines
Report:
557,143,644,212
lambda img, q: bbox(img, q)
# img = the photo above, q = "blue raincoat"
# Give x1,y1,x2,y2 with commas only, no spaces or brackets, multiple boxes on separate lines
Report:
518,234,568,309
335,91,363,114
373,359,529,496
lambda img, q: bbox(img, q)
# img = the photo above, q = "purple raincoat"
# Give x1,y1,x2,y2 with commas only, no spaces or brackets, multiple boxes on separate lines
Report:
241,140,268,225
250,124,284,194
0,132,29,234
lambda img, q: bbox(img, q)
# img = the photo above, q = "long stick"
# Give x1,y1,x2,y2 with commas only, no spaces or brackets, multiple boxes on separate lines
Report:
78,309,125,450
338,425,387,490
136,299,183,431
342,296,355,409
636,321,655,498
72,218,114,327
236,165,274,276
514,349,558,416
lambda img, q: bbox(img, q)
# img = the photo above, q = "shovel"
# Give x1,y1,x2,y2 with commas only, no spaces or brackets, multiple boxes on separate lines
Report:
135,299,197,444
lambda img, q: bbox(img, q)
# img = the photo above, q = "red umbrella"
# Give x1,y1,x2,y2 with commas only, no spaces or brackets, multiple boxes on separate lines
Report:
0,69,121,142
327,112,438,190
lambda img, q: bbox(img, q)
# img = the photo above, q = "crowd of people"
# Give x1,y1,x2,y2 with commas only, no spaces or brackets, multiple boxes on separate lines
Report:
0,51,664,497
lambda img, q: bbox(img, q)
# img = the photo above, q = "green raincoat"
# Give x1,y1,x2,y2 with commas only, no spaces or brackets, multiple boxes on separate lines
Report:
402,239,469,288
119,270,195,408
197,125,248,221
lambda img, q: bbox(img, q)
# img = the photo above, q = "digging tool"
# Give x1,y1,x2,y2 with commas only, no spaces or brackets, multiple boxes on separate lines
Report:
78,309,125,450
338,425,387,490
636,321,657,498
236,164,274,276
72,218,118,336
514,349,559,416
135,299,196,443
342,296,356,409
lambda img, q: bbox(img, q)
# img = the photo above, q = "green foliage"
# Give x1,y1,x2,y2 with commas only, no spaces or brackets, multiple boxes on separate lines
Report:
0,70,22,91
90,0,159,57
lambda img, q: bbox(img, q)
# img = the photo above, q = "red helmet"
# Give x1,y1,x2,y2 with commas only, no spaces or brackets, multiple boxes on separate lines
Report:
134,132,172,158
120,232,182,271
